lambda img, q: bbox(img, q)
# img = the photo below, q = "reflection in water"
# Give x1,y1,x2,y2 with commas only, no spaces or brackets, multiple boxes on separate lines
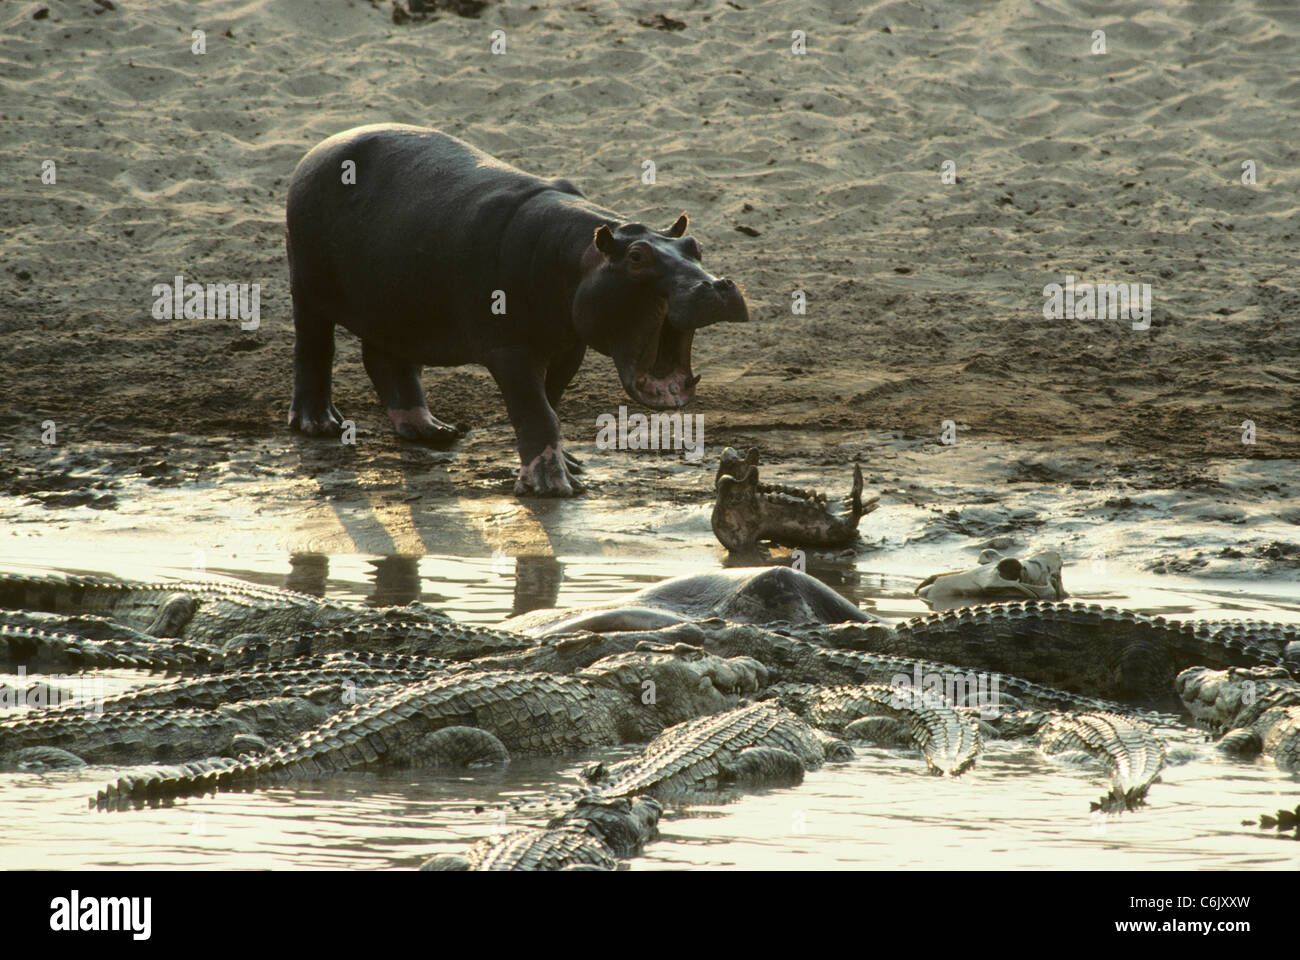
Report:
275,550,911,623
282,551,564,615
512,555,562,616
285,551,566,615
286,552,330,597
367,555,422,606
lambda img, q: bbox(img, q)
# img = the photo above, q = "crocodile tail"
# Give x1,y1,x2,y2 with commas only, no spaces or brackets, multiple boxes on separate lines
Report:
1091,784,1151,813
95,757,246,810
1041,712,1166,810
848,464,864,523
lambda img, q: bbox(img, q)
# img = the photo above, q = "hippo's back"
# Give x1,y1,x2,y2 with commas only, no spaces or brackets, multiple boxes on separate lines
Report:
289,124,533,202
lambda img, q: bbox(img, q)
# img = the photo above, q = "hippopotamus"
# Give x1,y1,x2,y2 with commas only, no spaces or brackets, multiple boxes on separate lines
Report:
285,123,749,496
499,566,877,637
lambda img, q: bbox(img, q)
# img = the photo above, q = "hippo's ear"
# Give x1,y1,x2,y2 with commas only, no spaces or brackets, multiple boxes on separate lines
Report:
594,224,620,258
738,465,759,488
666,212,689,237
744,448,759,467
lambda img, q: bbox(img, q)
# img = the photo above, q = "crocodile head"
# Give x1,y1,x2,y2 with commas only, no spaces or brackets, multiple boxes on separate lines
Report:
712,464,764,554
1176,665,1298,731
552,796,663,858
915,549,1066,610
714,446,759,486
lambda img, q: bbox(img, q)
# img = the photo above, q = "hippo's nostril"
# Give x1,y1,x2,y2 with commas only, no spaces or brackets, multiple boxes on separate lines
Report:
714,278,734,291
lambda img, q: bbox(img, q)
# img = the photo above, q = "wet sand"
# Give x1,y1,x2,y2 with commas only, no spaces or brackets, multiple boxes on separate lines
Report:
1,0,1298,514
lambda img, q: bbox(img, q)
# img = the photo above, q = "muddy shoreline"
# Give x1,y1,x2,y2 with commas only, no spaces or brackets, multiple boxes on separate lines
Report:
3,423,1297,595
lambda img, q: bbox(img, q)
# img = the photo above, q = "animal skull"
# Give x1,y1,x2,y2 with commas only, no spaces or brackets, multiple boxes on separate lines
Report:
915,549,1066,609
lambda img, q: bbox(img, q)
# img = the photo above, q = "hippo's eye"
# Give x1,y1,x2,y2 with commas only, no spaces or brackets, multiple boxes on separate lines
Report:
687,240,703,261
627,246,652,267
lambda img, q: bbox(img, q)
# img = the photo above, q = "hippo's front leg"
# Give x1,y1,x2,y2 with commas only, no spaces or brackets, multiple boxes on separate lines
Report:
545,343,588,477
488,351,584,498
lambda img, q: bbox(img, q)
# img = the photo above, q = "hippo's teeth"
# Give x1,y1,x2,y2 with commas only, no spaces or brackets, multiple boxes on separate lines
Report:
690,374,702,387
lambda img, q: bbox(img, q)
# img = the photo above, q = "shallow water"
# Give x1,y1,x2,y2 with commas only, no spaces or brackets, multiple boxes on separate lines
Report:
0,550,1297,871
1,434,1297,869
0,709,1295,871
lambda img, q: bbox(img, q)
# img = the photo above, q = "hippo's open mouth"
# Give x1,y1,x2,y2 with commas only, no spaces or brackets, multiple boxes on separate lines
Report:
624,320,699,409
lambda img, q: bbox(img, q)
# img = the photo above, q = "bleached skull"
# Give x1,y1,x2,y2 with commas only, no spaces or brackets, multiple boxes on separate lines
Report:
915,549,1065,609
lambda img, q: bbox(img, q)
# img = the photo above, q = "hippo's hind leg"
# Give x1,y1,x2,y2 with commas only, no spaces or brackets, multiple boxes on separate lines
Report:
361,341,460,444
288,292,345,437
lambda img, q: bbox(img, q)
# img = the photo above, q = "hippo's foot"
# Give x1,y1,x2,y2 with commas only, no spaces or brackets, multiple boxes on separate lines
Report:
562,449,585,475
387,406,461,445
289,400,345,437
516,444,585,498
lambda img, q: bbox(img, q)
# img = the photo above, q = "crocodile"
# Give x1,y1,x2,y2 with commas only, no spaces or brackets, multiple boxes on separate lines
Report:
1,622,222,674
31,653,451,715
615,619,1139,716
769,682,981,775
500,566,875,636
0,609,181,646
1,697,330,768
427,705,856,871
1035,712,1167,811
779,602,1299,712
1,614,524,677
201,621,536,673
94,648,767,808
1176,665,1300,771
581,701,852,801
0,572,450,643
421,796,662,871
711,447,877,555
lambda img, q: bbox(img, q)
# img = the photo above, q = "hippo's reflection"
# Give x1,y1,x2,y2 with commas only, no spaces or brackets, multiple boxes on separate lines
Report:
367,555,422,606
510,554,562,617
282,551,561,615
286,552,330,597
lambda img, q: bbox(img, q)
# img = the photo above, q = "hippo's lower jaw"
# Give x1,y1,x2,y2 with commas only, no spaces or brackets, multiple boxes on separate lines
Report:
621,325,700,408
